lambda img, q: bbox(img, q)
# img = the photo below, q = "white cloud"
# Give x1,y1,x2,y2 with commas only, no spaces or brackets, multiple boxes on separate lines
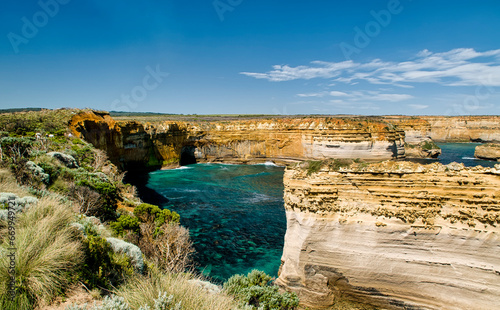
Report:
241,48,500,87
298,90,413,103
329,91,350,97
408,104,429,110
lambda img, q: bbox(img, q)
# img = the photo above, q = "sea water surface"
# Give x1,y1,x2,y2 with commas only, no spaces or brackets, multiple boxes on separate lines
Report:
146,163,286,282
143,143,497,282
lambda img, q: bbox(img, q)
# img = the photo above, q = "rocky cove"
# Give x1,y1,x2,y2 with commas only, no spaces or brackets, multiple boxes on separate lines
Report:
70,111,500,309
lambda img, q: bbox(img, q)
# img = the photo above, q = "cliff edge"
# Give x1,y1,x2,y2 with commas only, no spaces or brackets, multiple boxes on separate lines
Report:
277,161,500,310
69,111,406,169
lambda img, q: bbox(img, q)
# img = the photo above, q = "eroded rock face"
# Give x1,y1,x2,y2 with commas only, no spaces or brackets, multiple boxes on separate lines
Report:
475,144,500,161
277,161,500,310
69,111,406,169
421,116,500,143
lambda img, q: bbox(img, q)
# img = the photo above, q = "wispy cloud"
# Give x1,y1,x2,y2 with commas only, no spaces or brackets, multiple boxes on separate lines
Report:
298,90,413,102
408,104,429,110
241,48,500,87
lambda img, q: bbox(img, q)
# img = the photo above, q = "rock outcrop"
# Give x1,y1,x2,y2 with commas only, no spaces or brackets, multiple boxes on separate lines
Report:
277,161,500,310
383,117,441,158
420,116,500,143
69,111,406,169
475,144,500,161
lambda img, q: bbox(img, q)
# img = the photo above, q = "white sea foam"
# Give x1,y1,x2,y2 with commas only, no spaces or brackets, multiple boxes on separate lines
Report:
462,157,477,160
175,166,193,170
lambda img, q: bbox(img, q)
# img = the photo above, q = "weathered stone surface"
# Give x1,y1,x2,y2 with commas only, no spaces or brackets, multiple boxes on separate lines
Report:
277,161,500,310
401,116,500,143
475,143,500,161
69,111,406,169
47,151,79,168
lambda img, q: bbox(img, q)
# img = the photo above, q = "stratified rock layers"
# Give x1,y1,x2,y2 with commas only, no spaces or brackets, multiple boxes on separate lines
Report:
277,162,500,310
475,144,500,161
69,111,405,168
422,116,500,143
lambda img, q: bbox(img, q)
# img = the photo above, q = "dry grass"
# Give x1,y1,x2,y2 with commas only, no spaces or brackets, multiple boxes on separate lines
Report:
115,269,239,310
0,168,31,197
0,196,82,309
138,222,194,273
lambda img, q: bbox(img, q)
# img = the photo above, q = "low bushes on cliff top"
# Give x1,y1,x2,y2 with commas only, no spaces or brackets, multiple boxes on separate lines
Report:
114,270,238,310
223,270,299,310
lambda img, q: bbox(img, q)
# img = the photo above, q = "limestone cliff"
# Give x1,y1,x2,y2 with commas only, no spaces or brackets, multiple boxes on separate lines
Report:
69,111,406,169
277,161,500,310
475,143,500,161
383,117,441,158
421,116,500,143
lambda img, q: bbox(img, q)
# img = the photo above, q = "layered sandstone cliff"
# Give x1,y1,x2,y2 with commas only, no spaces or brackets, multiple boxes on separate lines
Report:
383,117,441,158
69,111,406,169
277,161,500,310
475,144,500,161
421,116,500,143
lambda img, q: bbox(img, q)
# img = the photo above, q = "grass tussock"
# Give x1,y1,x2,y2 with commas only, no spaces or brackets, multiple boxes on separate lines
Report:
0,168,31,197
115,270,238,310
0,196,82,309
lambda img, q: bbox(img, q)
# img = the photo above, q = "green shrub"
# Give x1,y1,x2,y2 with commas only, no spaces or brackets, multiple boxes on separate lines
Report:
327,159,352,171
111,214,141,237
79,234,134,290
76,176,119,220
421,140,439,150
223,270,299,310
306,161,323,175
37,161,61,184
134,203,180,226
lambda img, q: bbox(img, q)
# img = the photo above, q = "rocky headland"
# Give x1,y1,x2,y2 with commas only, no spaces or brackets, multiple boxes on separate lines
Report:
277,160,500,310
68,111,500,309
475,143,500,161
382,117,441,158
69,111,406,169
418,116,500,143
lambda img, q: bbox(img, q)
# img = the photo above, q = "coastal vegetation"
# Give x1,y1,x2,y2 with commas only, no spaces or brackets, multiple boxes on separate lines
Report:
0,109,299,310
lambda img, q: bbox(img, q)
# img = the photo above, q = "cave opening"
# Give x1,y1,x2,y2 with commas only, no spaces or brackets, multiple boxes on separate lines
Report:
180,145,197,166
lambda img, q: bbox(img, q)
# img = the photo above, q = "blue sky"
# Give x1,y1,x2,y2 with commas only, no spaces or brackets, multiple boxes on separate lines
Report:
1,0,499,115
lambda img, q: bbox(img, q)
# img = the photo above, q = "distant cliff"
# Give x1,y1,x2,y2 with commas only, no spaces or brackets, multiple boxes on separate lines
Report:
277,161,500,309
381,115,500,143
383,117,441,158
69,111,406,169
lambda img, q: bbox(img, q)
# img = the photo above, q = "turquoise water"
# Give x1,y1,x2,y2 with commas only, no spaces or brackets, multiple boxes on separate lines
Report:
146,163,286,282
141,143,497,283
423,143,497,168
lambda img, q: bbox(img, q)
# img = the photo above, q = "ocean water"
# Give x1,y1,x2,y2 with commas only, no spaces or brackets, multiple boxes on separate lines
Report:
424,143,497,168
145,163,286,282
142,143,497,283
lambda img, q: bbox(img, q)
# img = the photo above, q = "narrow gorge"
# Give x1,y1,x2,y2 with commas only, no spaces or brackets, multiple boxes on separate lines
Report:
70,111,500,309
